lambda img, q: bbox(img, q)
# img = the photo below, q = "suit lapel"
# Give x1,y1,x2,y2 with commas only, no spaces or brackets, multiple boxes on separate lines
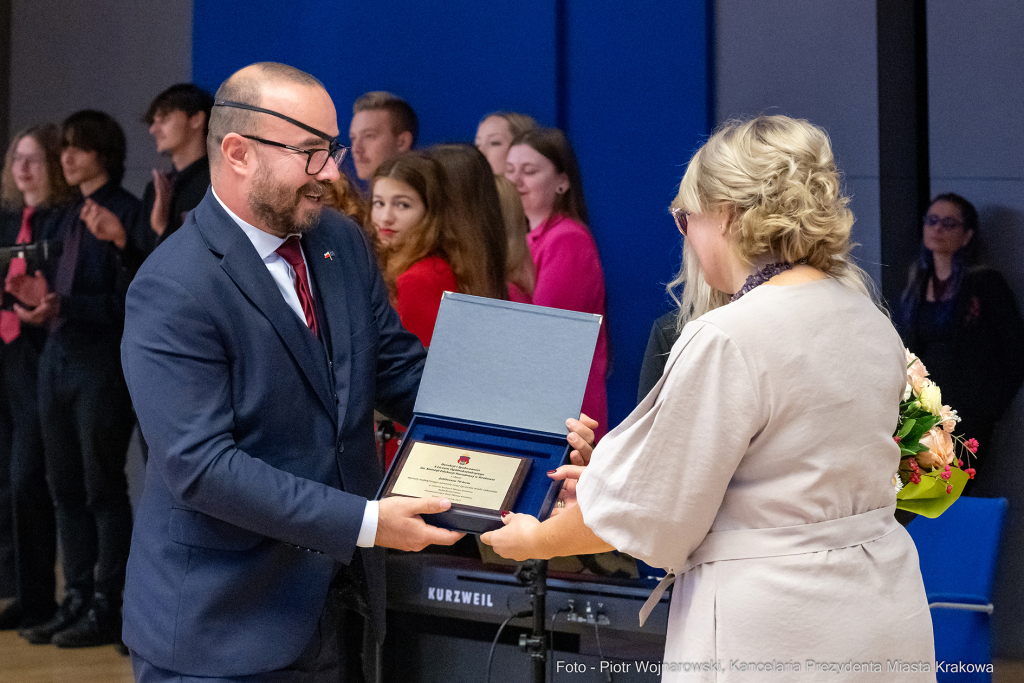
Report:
303,227,352,426
303,228,352,353
193,192,338,422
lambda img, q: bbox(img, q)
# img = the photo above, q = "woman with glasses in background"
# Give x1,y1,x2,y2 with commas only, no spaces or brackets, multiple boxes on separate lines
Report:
895,193,1024,486
0,124,76,631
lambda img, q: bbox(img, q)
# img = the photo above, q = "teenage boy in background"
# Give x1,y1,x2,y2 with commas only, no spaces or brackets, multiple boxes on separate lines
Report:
17,110,142,649
141,84,214,251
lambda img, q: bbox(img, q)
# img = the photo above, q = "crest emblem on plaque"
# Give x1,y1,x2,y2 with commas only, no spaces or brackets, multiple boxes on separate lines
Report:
458,455,471,465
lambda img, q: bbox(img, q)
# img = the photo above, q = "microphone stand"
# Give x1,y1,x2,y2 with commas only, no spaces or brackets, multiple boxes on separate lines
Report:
516,559,549,683
374,418,399,468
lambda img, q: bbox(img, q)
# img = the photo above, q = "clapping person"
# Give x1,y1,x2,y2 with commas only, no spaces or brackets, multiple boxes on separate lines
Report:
894,193,1024,485
505,128,608,438
0,125,75,631
142,84,214,250
19,110,142,648
484,116,935,676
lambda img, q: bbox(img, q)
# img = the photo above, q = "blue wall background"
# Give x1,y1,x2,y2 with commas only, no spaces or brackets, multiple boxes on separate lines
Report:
193,0,712,427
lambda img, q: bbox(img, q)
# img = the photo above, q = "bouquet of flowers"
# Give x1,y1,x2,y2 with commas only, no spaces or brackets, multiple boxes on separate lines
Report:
894,349,978,518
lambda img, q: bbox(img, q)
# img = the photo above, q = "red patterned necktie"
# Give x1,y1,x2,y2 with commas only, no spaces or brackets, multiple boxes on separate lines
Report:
0,206,35,343
275,236,319,337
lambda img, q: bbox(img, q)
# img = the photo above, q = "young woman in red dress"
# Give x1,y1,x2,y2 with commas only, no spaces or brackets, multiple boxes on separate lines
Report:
370,150,507,347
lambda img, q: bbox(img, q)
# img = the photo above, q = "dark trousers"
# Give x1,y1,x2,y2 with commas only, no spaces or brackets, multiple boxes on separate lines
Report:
0,360,13,599
38,335,135,598
129,595,370,683
1,335,56,615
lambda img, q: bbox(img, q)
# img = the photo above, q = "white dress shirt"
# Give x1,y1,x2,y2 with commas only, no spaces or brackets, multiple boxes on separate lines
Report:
213,189,379,548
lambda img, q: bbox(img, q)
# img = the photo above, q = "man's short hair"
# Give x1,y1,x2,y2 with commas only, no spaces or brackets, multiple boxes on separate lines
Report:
145,83,216,134
207,62,324,163
61,110,128,185
353,91,418,146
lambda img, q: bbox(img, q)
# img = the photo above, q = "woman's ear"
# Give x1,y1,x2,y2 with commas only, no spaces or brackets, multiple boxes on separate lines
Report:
555,172,570,195
714,205,733,235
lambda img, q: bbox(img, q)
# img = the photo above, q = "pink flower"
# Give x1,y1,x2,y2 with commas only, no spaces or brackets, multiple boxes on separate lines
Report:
893,436,902,443
906,350,930,396
946,485,953,494
965,438,979,454
910,474,922,484
917,427,956,469
966,468,976,479
957,459,963,467
940,471,951,481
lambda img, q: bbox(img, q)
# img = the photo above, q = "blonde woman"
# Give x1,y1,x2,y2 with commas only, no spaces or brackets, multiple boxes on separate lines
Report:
483,115,934,680
475,111,537,175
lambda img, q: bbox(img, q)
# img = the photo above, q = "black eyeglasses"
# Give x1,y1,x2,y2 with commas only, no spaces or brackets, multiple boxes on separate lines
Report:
214,100,348,175
672,208,689,236
923,214,964,231
240,134,347,175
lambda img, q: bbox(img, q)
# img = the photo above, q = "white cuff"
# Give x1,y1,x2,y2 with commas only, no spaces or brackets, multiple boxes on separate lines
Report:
356,500,379,548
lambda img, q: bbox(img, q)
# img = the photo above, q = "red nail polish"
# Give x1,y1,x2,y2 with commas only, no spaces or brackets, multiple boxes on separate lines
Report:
501,511,511,518
547,469,557,474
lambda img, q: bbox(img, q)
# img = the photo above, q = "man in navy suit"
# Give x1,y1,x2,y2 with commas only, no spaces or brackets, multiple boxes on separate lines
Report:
120,63,464,682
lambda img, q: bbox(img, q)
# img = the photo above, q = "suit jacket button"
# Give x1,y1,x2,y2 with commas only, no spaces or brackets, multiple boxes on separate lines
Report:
337,442,344,453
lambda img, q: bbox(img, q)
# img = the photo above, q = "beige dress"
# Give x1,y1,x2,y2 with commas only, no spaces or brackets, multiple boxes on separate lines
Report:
576,278,936,682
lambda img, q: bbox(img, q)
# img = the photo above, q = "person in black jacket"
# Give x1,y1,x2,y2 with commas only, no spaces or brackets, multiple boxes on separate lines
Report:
0,124,76,631
140,83,213,251
16,111,143,649
894,193,1024,492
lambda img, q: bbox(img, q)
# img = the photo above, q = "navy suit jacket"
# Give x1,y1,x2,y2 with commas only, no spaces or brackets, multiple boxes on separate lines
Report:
120,190,425,676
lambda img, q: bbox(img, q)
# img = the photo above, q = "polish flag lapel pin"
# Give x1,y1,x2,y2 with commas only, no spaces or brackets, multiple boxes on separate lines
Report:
324,251,335,260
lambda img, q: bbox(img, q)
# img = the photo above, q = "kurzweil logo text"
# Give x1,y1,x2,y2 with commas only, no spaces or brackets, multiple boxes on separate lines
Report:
427,587,494,607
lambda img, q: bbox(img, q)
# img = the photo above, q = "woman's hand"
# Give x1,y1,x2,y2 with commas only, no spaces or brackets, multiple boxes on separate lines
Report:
480,513,547,562
567,413,598,465
548,465,585,517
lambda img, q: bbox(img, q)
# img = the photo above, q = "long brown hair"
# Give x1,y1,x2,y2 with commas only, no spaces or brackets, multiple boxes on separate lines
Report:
1,124,77,210
370,152,456,296
494,174,534,297
510,127,589,226
426,144,508,300
322,173,368,226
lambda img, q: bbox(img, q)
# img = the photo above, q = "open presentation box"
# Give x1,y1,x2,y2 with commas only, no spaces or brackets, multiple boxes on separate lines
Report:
376,293,601,534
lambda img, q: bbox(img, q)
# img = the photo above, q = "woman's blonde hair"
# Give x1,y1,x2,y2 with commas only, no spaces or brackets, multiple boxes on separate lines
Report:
1,124,76,210
668,115,875,329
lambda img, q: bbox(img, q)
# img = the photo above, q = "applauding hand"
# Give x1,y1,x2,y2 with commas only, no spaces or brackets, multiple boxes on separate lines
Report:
81,199,127,249
15,292,59,325
150,169,173,236
6,269,49,308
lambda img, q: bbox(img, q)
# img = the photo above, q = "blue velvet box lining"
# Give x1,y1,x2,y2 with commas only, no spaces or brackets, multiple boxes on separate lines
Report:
379,414,568,534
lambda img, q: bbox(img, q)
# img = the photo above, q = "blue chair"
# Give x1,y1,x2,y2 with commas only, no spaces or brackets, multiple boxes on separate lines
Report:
907,496,1008,682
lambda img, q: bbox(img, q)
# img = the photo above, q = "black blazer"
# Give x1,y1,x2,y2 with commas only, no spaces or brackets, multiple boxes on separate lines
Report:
139,155,211,254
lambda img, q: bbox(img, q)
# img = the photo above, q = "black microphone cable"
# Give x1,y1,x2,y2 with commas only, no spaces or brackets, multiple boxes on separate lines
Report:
485,609,532,683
